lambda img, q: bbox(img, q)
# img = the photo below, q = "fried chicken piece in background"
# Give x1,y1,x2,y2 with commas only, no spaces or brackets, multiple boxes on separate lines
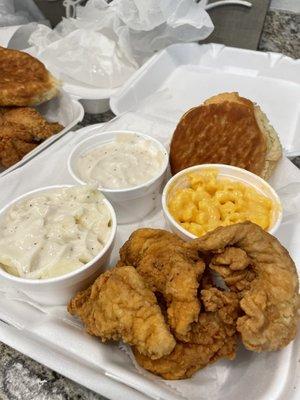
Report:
0,107,63,168
68,266,176,360
0,122,37,167
0,107,63,141
0,46,59,107
133,287,239,380
188,222,300,352
117,228,205,338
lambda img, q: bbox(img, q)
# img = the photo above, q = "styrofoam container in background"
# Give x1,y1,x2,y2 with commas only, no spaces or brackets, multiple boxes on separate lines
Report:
0,89,84,177
110,43,300,157
63,80,118,114
0,185,117,305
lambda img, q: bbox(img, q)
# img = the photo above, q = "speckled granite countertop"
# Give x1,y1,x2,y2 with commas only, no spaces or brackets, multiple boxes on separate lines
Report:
0,8,299,400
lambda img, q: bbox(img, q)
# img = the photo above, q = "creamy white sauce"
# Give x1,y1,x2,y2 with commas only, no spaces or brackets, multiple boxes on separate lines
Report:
76,134,166,189
0,186,112,279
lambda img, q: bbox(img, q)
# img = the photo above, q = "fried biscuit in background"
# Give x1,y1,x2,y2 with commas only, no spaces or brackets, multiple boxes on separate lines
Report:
0,47,59,107
170,93,282,179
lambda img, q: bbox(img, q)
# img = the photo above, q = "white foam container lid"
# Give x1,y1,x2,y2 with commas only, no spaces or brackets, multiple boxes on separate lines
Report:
110,43,300,157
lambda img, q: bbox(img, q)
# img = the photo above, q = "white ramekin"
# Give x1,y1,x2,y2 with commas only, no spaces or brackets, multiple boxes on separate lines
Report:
0,185,117,305
68,130,169,224
162,164,282,240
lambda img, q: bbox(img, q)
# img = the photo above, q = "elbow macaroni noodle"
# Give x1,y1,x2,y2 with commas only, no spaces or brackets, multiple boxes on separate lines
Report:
168,168,274,237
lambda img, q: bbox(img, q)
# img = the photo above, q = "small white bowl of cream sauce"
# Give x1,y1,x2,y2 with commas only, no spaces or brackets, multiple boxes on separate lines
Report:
0,185,117,305
68,130,169,224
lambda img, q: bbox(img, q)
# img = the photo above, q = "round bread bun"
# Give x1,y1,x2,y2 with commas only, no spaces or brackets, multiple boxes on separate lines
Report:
170,93,282,180
0,47,59,106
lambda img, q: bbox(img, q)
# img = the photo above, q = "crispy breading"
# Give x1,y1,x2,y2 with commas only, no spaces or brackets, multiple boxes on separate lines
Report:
117,228,205,337
133,287,239,379
1,107,63,140
68,224,299,380
0,107,63,168
210,247,256,297
0,46,59,106
188,222,300,352
0,122,37,167
68,266,176,360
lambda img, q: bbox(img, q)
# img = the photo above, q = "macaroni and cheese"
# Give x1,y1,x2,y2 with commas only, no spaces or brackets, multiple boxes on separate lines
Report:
168,168,274,237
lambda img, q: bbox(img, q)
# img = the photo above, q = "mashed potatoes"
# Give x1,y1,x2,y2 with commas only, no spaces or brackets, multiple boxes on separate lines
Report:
76,134,166,189
168,168,274,237
0,186,112,279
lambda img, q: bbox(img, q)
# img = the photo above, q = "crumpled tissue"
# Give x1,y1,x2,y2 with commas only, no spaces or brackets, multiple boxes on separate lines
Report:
28,0,214,88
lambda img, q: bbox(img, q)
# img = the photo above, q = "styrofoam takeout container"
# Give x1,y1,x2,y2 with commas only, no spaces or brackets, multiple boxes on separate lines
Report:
68,130,169,224
162,164,282,240
110,43,300,157
0,185,117,305
63,81,118,114
0,89,84,177
0,45,299,400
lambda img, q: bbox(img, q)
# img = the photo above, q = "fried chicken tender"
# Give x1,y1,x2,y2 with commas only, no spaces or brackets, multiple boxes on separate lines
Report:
68,266,176,360
0,107,63,167
118,228,205,337
1,107,63,140
210,247,256,297
0,122,37,167
188,222,300,352
133,287,239,379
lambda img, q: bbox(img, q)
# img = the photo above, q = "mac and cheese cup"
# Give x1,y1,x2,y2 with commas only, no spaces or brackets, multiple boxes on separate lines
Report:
162,164,282,240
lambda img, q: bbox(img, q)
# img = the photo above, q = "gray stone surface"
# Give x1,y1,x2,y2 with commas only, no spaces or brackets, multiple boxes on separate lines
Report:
259,9,300,58
0,343,105,400
0,8,299,400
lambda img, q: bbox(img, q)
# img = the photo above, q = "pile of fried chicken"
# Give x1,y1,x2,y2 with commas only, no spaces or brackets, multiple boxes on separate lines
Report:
0,107,63,168
0,46,63,168
68,222,299,380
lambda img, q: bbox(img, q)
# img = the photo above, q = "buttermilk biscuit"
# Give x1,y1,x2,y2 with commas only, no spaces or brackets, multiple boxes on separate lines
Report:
170,93,282,180
0,47,59,106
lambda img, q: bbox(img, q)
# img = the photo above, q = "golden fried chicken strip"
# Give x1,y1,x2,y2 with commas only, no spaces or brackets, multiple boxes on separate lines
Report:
188,222,300,352
0,107,63,167
210,247,256,297
68,266,176,360
1,107,63,140
133,288,239,379
118,228,205,338
0,122,37,167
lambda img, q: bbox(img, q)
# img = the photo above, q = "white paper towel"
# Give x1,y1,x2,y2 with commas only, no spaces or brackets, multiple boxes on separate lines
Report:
27,0,213,88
